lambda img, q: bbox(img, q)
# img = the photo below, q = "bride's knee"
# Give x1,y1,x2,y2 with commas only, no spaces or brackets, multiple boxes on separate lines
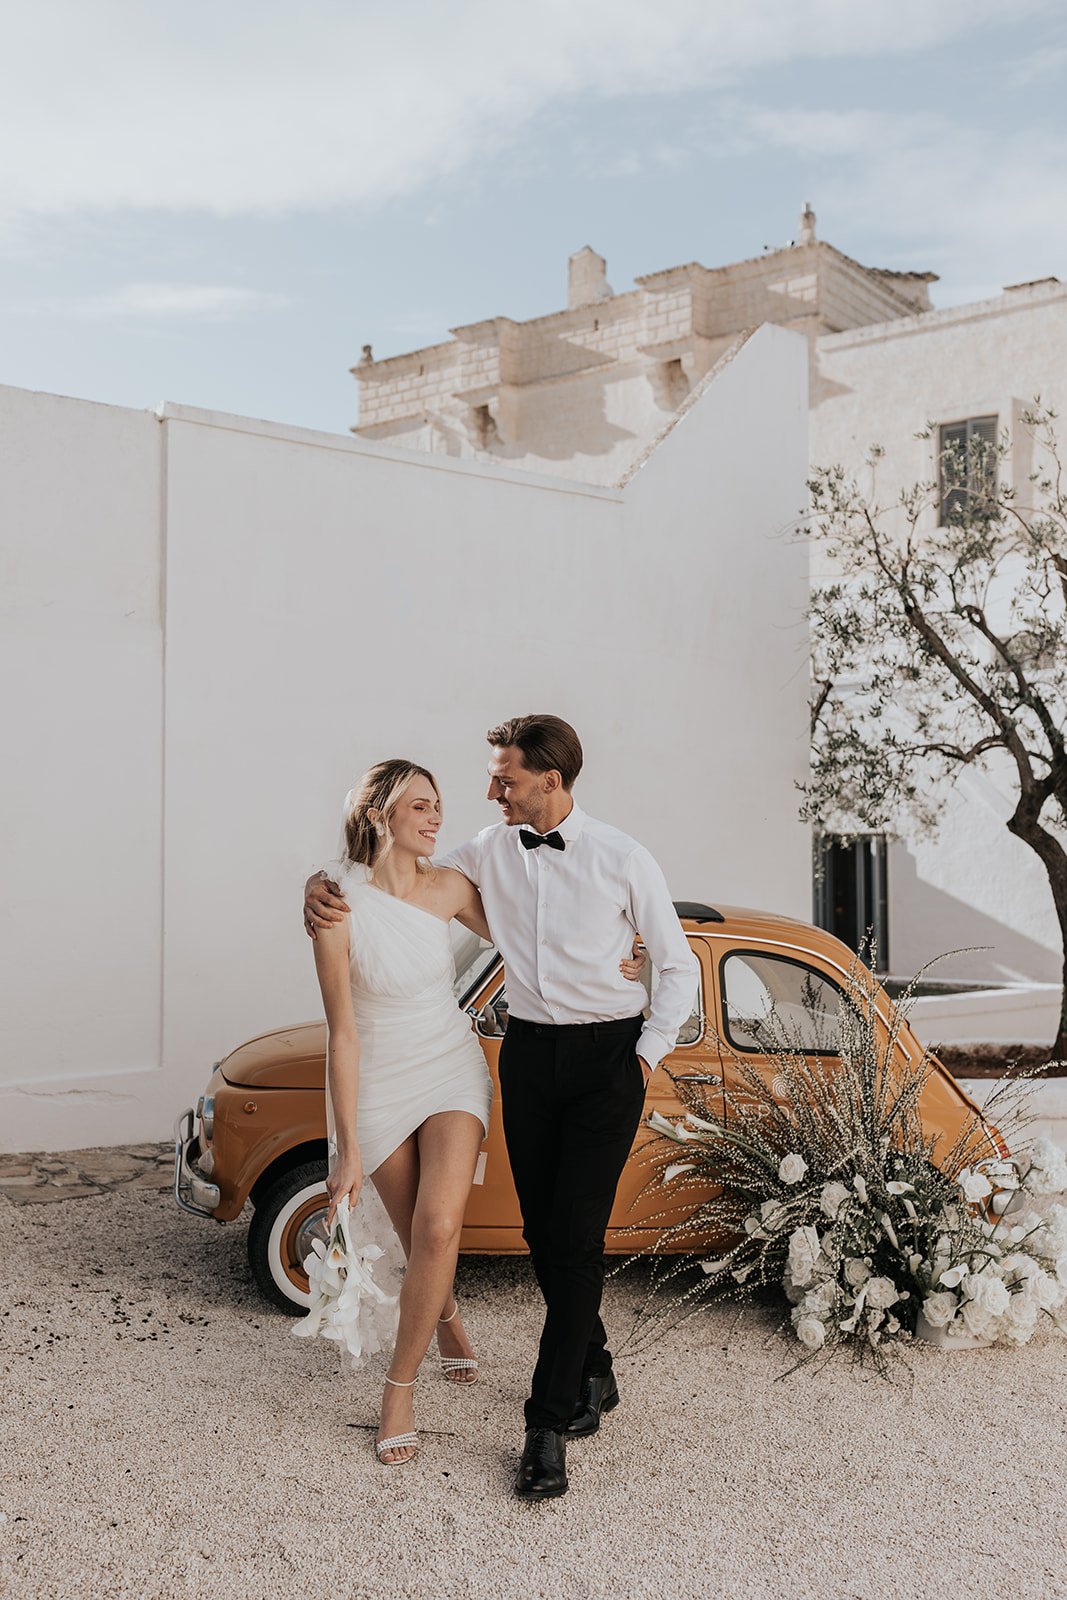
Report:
412,1212,463,1257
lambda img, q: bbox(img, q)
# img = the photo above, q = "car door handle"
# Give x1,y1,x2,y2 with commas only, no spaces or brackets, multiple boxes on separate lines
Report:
673,1072,721,1085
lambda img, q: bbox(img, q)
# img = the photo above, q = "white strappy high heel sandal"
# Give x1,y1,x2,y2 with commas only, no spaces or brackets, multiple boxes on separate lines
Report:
375,1374,419,1465
438,1303,479,1383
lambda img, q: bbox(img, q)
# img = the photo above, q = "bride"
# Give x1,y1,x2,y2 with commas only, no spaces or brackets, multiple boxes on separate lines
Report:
310,758,641,1466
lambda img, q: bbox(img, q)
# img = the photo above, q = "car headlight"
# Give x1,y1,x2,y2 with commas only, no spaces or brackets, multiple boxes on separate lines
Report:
197,1094,215,1141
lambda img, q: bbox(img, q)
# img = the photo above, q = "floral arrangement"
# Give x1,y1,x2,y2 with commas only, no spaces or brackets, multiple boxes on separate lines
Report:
291,1192,400,1366
643,961,1067,1365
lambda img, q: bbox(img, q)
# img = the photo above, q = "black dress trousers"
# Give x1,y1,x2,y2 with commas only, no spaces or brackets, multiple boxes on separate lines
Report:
499,1012,647,1432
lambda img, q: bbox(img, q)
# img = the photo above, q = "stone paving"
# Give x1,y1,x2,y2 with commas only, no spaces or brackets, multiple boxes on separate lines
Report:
0,1143,172,1204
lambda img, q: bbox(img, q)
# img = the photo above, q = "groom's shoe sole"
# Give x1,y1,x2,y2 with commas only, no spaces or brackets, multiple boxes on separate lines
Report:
565,1373,620,1438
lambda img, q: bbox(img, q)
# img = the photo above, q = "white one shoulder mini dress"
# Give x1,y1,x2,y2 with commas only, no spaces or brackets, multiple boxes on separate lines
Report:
327,863,493,1176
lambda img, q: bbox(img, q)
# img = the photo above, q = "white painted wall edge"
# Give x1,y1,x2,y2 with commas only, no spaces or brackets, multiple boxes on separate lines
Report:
157,400,625,500
909,984,1061,1046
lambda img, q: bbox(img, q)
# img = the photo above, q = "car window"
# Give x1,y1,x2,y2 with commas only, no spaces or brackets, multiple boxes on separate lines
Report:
720,951,847,1055
465,942,703,1048
452,931,500,1007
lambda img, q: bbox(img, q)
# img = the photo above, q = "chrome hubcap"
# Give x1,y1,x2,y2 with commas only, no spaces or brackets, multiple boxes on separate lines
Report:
292,1204,329,1272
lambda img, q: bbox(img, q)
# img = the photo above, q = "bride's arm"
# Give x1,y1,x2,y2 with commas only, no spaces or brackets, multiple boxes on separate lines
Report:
312,920,363,1222
437,866,493,943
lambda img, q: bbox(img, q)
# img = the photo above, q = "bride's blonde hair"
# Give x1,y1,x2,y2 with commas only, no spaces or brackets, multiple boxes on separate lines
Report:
344,758,441,874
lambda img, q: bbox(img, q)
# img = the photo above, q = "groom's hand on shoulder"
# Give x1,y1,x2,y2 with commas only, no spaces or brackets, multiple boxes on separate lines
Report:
303,871,350,939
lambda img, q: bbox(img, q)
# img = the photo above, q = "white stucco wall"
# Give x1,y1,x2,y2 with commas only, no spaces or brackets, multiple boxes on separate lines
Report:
812,284,1067,987
0,389,164,1138
0,322,809,1152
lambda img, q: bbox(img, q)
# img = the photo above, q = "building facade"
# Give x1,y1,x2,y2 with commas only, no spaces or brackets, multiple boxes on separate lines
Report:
349,212,1067,1017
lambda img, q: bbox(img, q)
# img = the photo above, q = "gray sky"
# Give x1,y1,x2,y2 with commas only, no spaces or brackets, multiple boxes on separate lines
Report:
3,0,1065,435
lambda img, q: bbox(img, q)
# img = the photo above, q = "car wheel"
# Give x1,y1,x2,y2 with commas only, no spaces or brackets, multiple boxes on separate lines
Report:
247,1160,329,1314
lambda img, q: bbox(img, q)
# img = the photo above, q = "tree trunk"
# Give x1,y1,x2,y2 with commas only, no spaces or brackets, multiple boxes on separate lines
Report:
1006,812,1067,1062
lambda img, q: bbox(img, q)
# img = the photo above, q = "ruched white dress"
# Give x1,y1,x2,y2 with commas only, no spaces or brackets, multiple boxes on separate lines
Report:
328,863,493,1175
300,863,493,1368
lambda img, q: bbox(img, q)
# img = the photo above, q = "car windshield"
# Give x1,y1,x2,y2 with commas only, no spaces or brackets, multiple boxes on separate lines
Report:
452,929,500,1007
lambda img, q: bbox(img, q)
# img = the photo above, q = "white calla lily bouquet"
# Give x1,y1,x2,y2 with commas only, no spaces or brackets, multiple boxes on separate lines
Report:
639,959,1067,1368
292,1192,401,1366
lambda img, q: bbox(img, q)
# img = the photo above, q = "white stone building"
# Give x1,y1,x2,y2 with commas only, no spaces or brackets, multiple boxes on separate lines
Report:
349,212,1066,1032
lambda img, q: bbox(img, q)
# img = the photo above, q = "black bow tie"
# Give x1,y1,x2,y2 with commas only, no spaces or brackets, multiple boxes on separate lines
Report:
520,829,566,852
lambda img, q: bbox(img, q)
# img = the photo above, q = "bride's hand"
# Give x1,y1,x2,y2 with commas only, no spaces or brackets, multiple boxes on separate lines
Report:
325,1149,363,1225
619,939,647,983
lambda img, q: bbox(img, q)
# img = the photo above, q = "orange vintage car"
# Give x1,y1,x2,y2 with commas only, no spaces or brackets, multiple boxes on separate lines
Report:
174,902,1007,1311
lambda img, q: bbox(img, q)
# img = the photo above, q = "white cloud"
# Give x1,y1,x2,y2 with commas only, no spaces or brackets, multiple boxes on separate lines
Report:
0,0,1053,224
716,102,1067,297
23,282,287,320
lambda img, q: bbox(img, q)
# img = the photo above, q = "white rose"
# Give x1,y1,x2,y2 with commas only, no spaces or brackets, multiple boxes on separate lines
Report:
820,1181,850,1219
866,1276,900,1310
778,1152,808,1186
1023,1269,1061,1311
958,1168,993,1204
787,1225,822,1289
960,1298,995,1337
1001,1294,1040,1345
794,1314,826,1350
999,1252,1040,1286
921,1291,958,1329
1030,1137,1063,1168
843,1257,871,1288
964,1270,1011,1318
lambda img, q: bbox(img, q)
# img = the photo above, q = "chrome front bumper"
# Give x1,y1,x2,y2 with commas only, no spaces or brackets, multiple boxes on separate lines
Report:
173,1108,222,1217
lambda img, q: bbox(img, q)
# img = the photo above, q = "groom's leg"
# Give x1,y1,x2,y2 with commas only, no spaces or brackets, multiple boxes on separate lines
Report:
522,1019,645,1431
498,1018,563,1312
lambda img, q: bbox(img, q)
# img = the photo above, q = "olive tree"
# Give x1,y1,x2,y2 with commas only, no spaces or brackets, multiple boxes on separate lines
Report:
802,404,1067,1060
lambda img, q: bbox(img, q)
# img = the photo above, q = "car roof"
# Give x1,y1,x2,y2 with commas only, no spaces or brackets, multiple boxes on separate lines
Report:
675,902,869,973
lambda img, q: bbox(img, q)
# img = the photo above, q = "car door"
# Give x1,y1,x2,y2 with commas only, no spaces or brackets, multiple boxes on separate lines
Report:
605,934,724,1251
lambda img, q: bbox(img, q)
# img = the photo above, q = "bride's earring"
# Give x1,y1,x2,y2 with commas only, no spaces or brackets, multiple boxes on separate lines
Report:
375,822,385,838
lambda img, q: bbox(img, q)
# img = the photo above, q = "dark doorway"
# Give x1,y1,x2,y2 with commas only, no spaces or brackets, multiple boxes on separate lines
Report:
813,834,889,970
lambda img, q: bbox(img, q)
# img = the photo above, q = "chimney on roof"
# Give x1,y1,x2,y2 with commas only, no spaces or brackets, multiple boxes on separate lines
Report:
568,246,613,309
797,202,817,246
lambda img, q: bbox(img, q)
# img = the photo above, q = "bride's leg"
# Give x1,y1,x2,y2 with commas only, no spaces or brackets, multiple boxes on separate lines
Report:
388,1112,483,1393
367,1136,422,1462
368,1116,480,1458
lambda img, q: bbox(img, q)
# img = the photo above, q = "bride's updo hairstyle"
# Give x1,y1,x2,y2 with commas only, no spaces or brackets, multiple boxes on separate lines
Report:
344,758,440,874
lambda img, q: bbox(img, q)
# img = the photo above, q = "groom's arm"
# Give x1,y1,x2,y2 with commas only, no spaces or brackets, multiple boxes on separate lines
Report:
627,847,700,1075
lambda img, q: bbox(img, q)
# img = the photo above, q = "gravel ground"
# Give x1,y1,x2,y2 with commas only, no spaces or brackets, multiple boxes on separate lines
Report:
2,1181,1066,1600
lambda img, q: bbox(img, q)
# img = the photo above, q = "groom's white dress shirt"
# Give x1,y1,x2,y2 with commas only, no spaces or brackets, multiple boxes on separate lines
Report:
437,801,699,1073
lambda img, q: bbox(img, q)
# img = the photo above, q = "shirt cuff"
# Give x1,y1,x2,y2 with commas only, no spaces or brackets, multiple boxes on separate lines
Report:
636,1026,672,1073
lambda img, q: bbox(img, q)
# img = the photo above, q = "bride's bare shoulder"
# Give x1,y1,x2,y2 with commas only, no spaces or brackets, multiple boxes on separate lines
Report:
427,864,475,912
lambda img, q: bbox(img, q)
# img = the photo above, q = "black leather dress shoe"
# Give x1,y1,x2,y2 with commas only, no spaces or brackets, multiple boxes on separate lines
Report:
514,1428,568,1499
565,1370,620,1437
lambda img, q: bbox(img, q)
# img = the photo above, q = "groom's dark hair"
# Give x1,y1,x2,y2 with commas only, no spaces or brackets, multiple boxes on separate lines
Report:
486,714,583,790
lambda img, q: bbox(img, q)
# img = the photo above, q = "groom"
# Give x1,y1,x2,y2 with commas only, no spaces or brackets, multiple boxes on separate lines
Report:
305,715,697,1499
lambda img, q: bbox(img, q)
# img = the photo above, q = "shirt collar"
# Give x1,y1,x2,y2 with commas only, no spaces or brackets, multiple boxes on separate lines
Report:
519,799,586,846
